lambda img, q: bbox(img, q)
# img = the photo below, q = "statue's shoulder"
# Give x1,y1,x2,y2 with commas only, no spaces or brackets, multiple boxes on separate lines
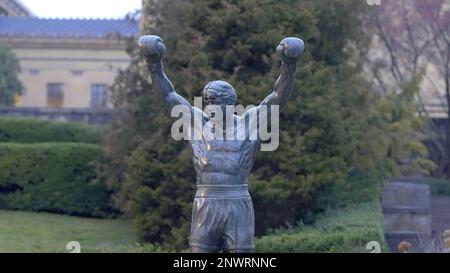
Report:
192,106,208,120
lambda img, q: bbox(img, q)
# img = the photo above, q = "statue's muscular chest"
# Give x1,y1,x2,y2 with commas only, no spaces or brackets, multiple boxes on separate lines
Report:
191,139,258,175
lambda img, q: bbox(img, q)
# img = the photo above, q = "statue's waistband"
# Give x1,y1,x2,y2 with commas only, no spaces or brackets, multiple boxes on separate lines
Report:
195,184,250,198
197,172,246,185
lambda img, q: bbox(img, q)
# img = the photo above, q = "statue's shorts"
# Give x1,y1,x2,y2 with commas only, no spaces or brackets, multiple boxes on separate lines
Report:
189,184,255,252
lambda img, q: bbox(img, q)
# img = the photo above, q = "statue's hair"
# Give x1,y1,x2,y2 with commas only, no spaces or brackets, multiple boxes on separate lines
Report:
203,80,237,105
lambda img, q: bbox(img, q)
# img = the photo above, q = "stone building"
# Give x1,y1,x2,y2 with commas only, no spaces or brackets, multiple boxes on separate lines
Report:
0,0,139,109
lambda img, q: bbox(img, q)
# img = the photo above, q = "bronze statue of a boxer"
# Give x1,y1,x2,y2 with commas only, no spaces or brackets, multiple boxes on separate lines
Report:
139,35,304,253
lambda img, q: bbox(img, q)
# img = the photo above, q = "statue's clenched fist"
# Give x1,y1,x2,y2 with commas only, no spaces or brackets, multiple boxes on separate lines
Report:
138,35,166,63
277,37,304,64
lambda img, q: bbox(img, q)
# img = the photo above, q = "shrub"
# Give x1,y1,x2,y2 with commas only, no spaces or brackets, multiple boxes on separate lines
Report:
0,43,23,106
318,170,383,208
126,137,195,249
252,170,383,235
0,143,112,217
0,117,101,144
425,177,450,196
255,202,388,253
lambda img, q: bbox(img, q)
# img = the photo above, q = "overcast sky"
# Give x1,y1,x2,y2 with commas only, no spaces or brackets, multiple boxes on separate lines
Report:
20,0,141,19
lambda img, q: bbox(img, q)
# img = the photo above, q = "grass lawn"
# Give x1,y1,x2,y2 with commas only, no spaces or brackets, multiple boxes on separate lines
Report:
0,210,136,253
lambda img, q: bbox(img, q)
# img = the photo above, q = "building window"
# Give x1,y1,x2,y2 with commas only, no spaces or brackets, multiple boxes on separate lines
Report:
47,83,64,108
71,70,84,76
90,84,108,108
29,69,40,75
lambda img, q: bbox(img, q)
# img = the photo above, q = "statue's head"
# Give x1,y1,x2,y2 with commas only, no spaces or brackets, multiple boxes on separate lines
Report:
202,80,237,107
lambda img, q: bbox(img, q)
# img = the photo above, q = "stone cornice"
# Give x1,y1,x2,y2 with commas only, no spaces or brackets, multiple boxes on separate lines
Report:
0,36,130,50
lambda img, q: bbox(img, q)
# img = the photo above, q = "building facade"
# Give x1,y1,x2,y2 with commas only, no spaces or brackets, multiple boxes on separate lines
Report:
0,1,139,109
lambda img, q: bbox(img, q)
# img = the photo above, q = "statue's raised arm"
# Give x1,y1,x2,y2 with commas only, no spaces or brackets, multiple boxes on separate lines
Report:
260,37,304,109
138,35,192,109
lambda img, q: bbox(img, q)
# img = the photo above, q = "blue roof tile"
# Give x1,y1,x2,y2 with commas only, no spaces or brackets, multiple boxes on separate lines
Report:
0,16,139,39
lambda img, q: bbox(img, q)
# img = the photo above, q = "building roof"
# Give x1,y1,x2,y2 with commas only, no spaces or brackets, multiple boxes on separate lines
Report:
0,16,139,39
0,0,33,17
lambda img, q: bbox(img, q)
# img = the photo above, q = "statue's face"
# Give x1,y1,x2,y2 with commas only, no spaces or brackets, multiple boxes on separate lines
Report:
203,90,224,106
203,90,231,120
202,81,237,120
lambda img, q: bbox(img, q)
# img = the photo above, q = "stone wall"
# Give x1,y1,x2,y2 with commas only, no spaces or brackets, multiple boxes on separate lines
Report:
0,106,114,125
382,176,433,252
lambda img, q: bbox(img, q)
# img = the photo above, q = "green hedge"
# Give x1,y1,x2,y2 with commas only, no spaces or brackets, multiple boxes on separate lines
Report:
0,142,111,217
0,117,101,144
255,202,388,253
425,177,450,196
